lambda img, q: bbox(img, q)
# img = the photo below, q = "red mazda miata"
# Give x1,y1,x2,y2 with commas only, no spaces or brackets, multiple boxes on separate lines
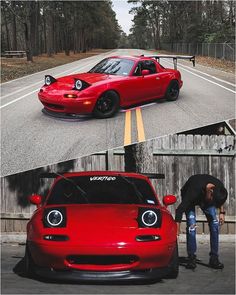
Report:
25,171,178,282
38,55,195,119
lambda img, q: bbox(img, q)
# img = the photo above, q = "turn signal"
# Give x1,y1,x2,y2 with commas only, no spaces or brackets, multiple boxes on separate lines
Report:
83,101,92,105
64,94,77,99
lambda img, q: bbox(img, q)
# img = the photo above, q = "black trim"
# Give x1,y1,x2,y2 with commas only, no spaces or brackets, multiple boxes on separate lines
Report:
66,255,139,265
43,235,69,241
42,108,91,120
142,173,165,179
147,55,195,69
136,235,161,242
34,266,171,282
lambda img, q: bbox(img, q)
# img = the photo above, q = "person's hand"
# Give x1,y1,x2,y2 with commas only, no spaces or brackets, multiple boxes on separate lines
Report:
176,222,181,236
219,213,225,225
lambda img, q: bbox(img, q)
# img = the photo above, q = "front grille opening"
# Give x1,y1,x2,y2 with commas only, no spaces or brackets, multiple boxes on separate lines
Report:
44,102,64,110
67,255,139,265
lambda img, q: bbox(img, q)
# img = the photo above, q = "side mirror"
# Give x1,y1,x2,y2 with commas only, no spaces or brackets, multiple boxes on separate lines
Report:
29,194,42,207
163,195,177,207
141,69,150,76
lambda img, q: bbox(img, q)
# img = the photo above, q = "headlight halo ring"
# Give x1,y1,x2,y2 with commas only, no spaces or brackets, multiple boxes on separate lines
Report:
75,79,83,90
141,210,158,227
46,209,63,227
45,76,51,86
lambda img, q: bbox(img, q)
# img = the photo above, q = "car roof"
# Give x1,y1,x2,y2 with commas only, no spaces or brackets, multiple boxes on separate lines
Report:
55,171,149,181
108,55,156,62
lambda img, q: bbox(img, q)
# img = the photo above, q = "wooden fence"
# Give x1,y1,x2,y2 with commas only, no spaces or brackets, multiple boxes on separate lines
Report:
1,134,235,233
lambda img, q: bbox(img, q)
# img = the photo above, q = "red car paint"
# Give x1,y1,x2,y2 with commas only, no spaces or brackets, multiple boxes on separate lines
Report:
38,56,182,118
26,171,178,282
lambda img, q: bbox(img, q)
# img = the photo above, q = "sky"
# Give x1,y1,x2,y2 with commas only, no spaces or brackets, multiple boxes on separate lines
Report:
111,0,134,35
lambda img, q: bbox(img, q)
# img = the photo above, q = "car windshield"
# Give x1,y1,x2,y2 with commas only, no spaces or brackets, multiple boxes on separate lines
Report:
46,175,158,205
88,58,134,76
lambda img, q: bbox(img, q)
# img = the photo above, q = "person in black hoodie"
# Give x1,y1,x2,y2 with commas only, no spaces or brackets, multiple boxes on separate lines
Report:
175,174,228,269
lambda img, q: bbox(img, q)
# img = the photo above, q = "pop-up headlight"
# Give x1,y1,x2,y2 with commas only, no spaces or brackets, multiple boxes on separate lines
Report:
45,75,57,86
73,79,90,91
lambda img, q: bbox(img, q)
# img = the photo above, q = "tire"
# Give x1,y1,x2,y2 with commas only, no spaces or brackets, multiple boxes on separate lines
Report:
23,243,35,277
166,242,179,279
165,80,180,101
93,90,120,119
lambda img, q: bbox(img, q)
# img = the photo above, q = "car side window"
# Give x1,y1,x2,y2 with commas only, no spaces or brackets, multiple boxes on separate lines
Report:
133,60,157,76
133,62,142,76
142,60,157,74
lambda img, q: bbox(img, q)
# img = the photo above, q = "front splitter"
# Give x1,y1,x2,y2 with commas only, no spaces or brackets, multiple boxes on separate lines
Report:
42,108,92,121
34,266,170,283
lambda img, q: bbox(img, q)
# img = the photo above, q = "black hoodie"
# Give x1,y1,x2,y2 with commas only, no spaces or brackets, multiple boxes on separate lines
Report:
175,174,227,223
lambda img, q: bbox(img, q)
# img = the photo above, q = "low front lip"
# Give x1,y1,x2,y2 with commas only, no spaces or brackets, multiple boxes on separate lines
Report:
34,265,171,282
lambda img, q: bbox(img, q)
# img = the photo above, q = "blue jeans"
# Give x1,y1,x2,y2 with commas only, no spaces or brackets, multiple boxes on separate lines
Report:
186,206,219,257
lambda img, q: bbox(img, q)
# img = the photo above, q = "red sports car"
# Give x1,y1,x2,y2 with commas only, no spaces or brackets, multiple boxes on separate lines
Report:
38,55,195,119
25,171,178,282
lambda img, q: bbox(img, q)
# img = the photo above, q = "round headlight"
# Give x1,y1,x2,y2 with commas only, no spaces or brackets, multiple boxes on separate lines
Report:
75,80,83,90
45,76,51,86
141,210,157,227
47,210,63,226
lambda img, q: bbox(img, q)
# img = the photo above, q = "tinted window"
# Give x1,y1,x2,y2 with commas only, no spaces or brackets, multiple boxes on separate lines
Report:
133,60,157,76
89,58,134,76
47,176,157,205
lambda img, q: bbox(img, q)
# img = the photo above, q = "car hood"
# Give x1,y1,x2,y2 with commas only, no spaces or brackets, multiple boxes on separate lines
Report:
66,204,139,229
57,72,121,86
59,204,159,245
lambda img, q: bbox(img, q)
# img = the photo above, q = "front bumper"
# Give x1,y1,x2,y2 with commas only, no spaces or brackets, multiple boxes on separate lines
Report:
28,239,176,274
38,92,97,115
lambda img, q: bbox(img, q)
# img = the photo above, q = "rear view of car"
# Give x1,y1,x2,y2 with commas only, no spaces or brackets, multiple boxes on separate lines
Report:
25,171,178,282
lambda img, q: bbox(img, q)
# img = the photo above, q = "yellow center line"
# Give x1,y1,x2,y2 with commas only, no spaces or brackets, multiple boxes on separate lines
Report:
124,110,132,146
136,107,146,142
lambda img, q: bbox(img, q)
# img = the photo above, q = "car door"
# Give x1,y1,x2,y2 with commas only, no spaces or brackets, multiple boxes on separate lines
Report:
120,60,163,105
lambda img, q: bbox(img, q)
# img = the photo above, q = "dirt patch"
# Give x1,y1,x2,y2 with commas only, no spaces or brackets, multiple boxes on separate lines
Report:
1,49,109,83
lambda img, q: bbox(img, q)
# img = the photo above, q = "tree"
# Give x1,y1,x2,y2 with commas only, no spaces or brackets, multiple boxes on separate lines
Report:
1,0,121,58
128,0,235,49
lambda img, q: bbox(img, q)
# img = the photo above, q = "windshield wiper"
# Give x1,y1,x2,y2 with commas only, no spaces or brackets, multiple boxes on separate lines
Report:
53,172,89,203
118,174,144,204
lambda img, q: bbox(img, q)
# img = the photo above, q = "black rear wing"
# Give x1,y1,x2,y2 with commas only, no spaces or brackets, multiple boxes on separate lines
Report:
40,172,165,179
147,54,195,69
140,173,165,179
40,172,62,178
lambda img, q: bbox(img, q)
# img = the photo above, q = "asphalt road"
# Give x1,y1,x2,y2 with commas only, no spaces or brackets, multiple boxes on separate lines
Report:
1,241,235,294
1,49,235,176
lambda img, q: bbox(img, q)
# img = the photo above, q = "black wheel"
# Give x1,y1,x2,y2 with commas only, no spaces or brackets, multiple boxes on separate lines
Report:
165,80,179,101
166,243,179,279
93,91,119,119
23,243,35,277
